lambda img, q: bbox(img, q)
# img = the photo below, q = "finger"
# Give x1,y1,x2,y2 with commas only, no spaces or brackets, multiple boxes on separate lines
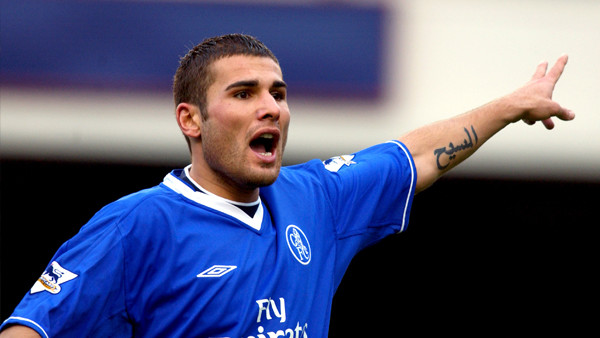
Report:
532,60,548,80
555,108,576,121
541,117,555,130
522,118,536,125
546,54,568,83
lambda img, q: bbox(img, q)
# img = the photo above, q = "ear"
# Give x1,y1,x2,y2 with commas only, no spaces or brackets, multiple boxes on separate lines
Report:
176,103,202,138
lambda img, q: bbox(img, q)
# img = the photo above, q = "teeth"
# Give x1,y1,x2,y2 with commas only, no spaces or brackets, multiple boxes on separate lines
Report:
260,133,274,139
259,152,272,156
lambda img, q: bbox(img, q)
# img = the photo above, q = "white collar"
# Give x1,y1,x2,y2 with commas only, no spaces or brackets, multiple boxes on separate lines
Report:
163,167,264,232
183,165,261,209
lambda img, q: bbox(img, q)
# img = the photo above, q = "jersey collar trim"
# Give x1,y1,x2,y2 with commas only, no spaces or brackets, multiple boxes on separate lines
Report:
163,171,264,232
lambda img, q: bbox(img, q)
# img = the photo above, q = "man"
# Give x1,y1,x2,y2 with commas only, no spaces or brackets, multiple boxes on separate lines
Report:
0,34,573,337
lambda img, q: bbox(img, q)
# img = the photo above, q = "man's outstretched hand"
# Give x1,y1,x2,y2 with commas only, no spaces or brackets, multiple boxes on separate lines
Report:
513,54,575,129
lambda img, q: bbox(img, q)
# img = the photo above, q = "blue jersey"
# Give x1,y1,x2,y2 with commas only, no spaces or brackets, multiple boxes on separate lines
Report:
2,141,416,337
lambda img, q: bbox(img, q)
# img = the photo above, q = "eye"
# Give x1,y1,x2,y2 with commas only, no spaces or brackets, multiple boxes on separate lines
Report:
271,90,285,101
234,90,250,99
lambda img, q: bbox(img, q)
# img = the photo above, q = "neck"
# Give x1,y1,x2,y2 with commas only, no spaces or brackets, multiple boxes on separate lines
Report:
187,163,259,203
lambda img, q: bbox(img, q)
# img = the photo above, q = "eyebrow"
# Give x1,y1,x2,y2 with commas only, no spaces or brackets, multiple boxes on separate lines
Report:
225,80,287,91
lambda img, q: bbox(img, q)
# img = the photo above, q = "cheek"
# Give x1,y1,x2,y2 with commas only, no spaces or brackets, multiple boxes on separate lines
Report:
280,104,291,124
201,117,247,158
280,111,291,146
208,103,248,134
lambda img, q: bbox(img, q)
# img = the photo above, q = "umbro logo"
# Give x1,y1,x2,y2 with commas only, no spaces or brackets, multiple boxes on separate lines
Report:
197,265,237,278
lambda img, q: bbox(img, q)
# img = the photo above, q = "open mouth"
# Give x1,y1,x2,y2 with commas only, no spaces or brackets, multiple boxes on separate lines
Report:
250,133,276,157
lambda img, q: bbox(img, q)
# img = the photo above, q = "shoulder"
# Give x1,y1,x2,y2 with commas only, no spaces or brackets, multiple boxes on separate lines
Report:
78,184,180,237
278,141,414,180
264,141,415,202
93,185,170,219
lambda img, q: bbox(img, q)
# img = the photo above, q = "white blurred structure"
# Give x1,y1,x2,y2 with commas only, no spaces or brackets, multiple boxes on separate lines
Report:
2,0,599,180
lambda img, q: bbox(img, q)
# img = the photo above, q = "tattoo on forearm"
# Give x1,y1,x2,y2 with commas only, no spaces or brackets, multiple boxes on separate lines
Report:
433,125,479,170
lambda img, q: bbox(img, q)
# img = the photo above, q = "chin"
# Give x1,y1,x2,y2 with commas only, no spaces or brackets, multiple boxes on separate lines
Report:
247,166,281,188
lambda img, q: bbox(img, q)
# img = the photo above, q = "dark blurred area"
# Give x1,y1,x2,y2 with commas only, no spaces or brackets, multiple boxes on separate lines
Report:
2,159,596,336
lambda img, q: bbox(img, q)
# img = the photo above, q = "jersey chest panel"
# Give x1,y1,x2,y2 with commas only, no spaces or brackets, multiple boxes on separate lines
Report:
125,196,334,337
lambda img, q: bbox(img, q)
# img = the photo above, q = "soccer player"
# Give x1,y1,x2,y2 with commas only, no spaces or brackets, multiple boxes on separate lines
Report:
0,34,573,337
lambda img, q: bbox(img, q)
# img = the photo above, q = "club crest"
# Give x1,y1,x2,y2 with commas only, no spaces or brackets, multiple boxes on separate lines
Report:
285,225,311,265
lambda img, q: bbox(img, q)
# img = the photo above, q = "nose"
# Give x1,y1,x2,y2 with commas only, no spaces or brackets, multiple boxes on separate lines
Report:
256,91,281,121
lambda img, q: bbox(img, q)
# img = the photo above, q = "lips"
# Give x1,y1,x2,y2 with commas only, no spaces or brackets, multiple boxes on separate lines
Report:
249,129,279,159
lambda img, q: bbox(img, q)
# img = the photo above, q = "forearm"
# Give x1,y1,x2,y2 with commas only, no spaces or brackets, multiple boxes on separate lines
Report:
399,97,515,193
0,325,41,338
399,55,574,194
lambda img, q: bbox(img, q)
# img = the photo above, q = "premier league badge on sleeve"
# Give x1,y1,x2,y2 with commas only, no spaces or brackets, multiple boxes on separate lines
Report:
31,261,78,294
323,154,356,172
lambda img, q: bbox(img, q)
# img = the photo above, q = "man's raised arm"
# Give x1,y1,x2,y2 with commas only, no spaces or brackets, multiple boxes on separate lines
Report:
399,54,575,193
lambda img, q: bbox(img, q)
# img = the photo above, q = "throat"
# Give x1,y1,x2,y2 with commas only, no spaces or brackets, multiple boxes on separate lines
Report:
179,166,260,217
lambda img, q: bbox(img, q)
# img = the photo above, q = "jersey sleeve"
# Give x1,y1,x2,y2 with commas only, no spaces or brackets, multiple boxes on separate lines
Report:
1,208,132,337
321,141,417,246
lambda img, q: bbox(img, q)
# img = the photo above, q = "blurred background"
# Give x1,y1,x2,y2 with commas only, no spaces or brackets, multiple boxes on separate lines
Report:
1,0,598,336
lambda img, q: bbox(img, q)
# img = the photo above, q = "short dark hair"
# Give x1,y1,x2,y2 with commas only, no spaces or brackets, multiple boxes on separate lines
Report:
173,33,279,118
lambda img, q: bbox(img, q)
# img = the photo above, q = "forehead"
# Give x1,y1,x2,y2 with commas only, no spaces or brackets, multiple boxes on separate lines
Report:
209,55,283,87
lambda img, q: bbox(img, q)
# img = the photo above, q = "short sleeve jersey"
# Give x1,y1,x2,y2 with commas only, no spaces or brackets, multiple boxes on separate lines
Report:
1,141,416,337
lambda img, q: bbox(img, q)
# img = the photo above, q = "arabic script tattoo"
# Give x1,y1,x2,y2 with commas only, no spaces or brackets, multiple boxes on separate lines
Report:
433,125,479,170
